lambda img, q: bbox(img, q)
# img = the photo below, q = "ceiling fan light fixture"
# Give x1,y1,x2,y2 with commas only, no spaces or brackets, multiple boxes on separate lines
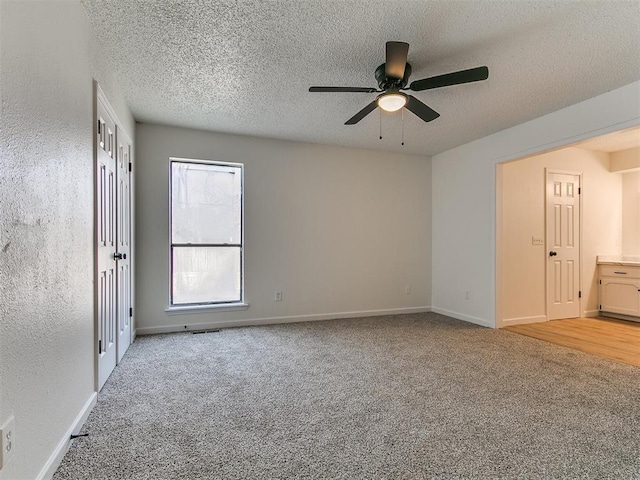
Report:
377,92,407,112
309,41,489,125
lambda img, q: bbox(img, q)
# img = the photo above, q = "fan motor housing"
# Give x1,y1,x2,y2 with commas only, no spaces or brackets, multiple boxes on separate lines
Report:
375,62,412,90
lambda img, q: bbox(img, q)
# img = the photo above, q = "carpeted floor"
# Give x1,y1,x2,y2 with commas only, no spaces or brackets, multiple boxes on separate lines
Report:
54,313,640,479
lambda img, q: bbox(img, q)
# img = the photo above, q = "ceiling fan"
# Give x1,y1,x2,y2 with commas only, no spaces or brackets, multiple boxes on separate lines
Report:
309,41,489,125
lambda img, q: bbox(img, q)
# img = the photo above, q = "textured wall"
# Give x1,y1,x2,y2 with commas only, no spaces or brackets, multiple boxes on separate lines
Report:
500,148,622,324
135,124,431,333
431,81,640,328
0,1,133,479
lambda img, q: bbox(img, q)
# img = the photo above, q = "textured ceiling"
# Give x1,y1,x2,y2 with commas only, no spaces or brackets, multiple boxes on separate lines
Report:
81,0,640,157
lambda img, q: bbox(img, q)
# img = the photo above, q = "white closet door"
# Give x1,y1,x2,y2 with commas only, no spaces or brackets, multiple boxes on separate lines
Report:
116,127,132,362
97,98,117,390
546,171,581,320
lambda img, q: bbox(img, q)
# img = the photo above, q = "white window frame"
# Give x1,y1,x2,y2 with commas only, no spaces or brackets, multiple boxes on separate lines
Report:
165,157,248,314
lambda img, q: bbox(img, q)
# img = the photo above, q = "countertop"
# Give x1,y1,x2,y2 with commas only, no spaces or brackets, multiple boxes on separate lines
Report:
597,255,640,266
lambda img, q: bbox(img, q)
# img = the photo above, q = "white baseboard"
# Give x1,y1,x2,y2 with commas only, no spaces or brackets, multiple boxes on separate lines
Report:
583,309,601,318
500,315,547,327
37,392,97,480
136,306,432,335
430,307,494,328
600,312,640,323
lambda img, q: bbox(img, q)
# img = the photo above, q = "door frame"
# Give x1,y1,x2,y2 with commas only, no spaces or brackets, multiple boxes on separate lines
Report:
94,81,135,391
544,168,583,321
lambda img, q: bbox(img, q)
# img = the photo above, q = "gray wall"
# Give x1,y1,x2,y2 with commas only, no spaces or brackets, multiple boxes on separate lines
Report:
135,124,432,333
0,1,133,478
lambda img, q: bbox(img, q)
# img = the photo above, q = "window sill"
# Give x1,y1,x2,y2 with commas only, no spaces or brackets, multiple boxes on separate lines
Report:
165,303,249,316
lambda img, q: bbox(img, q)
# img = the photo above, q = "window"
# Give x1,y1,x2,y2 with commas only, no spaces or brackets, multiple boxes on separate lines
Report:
170,158,243,306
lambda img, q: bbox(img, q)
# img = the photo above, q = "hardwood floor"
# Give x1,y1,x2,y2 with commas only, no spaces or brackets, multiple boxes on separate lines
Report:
505,316,640,367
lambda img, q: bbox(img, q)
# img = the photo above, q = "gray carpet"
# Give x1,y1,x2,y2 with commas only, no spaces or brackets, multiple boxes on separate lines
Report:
54,313,640,479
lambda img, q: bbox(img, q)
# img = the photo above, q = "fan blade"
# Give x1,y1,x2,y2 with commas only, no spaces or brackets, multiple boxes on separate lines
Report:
409,66,489,91
309,86,377,93
345,101,378,125
405,95,440,122
385,41,409,79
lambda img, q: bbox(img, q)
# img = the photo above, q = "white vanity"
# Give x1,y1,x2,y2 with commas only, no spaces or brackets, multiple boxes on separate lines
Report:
597,256,640,321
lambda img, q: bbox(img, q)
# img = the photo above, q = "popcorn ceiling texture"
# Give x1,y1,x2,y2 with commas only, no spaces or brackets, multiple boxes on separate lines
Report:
81,0,640,156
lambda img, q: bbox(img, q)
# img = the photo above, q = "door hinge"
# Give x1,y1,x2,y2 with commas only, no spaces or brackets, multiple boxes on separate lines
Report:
578,290,581,298
98,339,102,354
578,187,581,194
599,279,601,284
599,304,602,310
128,162,132,172
129,307,133,317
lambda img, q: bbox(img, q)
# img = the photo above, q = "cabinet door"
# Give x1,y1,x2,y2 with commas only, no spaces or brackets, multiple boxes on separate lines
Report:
600,278,640,316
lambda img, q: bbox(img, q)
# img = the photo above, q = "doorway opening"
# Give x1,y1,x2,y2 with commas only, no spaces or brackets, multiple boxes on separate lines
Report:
496,126,639,328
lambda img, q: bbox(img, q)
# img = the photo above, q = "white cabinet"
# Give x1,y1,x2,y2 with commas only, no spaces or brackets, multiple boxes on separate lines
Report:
599,264,640,318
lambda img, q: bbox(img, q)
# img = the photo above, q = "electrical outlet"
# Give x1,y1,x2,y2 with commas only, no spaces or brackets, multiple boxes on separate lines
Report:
404,285,411,295
274,291,282,302
0,416,15,470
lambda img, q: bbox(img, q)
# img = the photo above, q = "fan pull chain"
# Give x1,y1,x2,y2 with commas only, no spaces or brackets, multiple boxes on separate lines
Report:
401,109,405,146
379,109,382,140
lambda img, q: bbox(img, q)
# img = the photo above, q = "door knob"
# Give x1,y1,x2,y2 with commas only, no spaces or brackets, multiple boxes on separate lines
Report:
549,251,557,257
113,252,127,260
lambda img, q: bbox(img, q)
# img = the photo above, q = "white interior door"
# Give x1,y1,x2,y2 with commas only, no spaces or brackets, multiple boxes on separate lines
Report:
96,86,134,390
546,171,581,320
97,98,117,389
116,128,132,362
